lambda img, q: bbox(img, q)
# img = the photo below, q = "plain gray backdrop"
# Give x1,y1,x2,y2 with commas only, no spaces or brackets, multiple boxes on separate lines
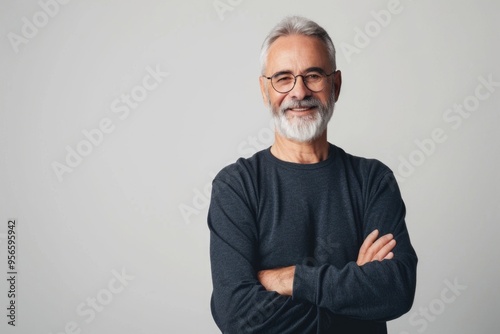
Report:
1,0,499,333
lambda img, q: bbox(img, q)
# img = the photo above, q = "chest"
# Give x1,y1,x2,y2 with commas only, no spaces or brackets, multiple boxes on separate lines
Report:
255,175,364,269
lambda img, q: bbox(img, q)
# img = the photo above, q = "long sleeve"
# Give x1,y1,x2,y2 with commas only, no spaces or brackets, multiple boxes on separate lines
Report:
292,171,418,320
208,168,320,333
208,146,417,333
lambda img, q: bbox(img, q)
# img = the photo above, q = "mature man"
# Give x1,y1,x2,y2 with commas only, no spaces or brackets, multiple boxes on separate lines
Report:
208,16,417,333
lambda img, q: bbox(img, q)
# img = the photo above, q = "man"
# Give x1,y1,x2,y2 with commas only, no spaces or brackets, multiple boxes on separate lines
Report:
208,16,417,333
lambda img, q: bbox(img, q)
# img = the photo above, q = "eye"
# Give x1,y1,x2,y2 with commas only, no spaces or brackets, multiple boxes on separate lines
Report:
305,73,322,81
274,74,294,83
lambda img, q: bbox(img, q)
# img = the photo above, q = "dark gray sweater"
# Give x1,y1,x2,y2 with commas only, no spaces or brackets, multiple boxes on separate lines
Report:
208,144,417,333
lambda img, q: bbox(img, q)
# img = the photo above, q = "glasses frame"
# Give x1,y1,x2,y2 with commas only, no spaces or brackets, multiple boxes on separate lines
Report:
262,70,337,94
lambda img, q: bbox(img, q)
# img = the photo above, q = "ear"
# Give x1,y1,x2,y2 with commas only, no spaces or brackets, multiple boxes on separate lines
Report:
333,70,342,102
259,76,270,105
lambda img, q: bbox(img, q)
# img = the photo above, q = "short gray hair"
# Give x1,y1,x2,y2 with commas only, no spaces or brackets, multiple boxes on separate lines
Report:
260,16,337,75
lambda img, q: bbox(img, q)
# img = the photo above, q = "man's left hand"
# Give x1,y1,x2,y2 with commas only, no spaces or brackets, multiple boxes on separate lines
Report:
257,266,295,296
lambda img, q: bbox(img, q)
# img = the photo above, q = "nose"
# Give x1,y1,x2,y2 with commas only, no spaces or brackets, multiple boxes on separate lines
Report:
289,75,312,100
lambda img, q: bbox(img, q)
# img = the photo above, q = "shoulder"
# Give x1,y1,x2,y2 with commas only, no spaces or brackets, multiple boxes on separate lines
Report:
331,145,402,204
209,150,270,214
332,144,394,183
212,149,269,188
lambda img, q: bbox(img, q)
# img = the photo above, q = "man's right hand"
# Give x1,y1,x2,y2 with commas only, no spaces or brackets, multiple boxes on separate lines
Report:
356,229,396,266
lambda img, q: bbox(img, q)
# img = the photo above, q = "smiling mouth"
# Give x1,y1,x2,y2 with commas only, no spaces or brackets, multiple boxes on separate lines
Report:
287,106,316,112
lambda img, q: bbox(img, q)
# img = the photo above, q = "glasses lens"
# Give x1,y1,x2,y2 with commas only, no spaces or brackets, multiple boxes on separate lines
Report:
270,72,327,93
304,73,324,92
271,74,295,93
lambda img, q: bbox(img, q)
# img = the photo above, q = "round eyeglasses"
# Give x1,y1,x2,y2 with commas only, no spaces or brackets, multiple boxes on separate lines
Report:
262,70,336,94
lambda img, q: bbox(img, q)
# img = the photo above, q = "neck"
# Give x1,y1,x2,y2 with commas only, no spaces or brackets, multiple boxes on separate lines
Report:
270,131,329,164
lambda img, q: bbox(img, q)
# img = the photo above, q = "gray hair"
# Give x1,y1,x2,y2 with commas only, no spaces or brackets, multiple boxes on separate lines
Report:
260,16,337,75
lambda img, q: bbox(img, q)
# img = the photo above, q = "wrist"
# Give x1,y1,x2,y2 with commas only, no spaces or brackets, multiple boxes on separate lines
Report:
280,266,295,296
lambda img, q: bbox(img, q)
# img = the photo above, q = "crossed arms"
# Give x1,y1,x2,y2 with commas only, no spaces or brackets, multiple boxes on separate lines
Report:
208,166,417,333
258,229,397,296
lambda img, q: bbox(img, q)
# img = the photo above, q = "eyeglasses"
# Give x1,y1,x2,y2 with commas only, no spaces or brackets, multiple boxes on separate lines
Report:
262,70,336,94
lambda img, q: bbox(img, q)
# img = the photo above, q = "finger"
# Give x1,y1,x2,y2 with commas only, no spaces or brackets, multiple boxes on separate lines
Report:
357,230,379,265
369,233,394,256
358,233,394,265
374,239,396,261
359,229,379,255
383,252,394,260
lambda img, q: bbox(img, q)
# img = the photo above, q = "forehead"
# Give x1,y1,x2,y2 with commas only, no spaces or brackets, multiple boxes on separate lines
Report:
266,34,330,73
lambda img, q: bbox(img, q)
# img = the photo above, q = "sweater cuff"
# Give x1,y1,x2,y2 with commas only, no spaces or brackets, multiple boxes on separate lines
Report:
292,264,320,305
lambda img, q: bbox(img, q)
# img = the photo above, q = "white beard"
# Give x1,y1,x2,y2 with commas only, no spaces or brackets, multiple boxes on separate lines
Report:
271,96,335,143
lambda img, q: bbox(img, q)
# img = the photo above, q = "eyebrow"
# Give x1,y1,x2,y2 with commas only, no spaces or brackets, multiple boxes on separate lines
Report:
271,67,328,77
304,67,328,74
270,70,293,77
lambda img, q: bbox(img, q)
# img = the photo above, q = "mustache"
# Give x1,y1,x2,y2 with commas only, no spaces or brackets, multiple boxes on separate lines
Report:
279,98,322,113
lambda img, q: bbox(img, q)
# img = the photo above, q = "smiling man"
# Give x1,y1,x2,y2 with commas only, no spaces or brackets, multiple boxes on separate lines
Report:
208,16,417,333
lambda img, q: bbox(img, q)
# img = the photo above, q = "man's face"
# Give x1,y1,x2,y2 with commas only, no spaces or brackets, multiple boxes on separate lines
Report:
260,34,341,142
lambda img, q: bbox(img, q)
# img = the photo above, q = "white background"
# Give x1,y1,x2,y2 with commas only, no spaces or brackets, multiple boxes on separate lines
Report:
1,0,499,333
